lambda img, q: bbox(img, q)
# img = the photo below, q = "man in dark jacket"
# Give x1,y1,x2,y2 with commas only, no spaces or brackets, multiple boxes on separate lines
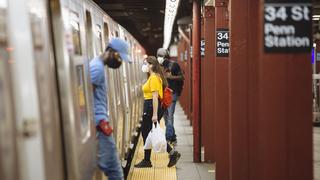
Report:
157,48,184,147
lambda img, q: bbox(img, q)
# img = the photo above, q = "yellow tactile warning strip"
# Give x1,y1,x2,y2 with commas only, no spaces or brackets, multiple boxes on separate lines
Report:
128,121,177,180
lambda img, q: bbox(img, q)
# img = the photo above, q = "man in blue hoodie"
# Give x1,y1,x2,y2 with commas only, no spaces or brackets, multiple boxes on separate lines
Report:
90,38,131,180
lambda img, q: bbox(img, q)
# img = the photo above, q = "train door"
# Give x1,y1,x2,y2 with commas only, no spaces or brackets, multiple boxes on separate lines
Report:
0,1,18,180
26,0,65,180
128,44,136,136
119,62,129,160
106,25,125,159
7,0,50,179
113,68,125,159
50,1,96,180
132,47,140,133
102,22,117,129
123,50,133,156
136,48,144,126
103,24,118,145
121,63,129,155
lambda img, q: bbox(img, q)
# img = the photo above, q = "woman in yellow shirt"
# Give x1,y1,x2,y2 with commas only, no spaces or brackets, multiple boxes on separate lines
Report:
135,56,181,168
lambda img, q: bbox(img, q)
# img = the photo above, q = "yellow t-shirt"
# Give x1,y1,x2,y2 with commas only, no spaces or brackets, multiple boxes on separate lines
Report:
142,74,163,100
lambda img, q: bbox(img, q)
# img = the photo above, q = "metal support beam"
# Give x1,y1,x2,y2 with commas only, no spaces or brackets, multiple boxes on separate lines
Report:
192,0,201,163
202,6,215,163
214,0,230,179
229,0,313,179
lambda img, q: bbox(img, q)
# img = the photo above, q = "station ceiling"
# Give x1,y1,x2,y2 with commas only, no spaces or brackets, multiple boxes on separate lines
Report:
94,0,193,55
95,1,320,53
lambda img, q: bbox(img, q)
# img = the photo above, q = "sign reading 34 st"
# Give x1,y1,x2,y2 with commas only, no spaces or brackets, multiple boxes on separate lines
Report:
264,0,312,53
216,28,229,57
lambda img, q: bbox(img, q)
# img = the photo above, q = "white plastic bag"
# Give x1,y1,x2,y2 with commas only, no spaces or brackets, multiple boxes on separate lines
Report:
144,122,167,153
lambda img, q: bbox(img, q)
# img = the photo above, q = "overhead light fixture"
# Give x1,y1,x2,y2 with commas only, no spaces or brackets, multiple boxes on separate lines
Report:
162,0,181,49
313,17,320,21
313,15,320,18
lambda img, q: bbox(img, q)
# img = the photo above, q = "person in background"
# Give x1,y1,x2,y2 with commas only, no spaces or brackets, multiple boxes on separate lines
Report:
90,38,131,180
134,56,181,168
157,48,184,148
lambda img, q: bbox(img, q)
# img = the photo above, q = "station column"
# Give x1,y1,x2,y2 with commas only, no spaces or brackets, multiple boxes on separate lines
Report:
229,0,313,179
192,0,201,163
214,0,230,180
202,5,215,163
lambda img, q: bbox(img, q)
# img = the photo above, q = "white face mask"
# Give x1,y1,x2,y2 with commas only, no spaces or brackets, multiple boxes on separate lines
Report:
141,64,149,73
157,57,165,64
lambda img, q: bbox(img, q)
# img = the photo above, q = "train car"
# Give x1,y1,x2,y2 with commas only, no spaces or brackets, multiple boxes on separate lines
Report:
0,0,146,180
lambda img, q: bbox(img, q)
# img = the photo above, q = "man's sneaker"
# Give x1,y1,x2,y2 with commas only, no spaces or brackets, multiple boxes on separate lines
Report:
134,159,152,168
168,151,181,167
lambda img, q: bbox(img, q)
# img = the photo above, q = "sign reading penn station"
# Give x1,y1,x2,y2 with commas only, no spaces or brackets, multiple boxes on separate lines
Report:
264,0,312,53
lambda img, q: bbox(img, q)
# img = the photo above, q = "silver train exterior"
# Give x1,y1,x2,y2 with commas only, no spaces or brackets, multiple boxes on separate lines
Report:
0,0,146,180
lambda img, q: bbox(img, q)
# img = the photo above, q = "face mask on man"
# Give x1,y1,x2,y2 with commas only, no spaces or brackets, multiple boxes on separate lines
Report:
141,64,149,73
157,57,165,64
106,58,122,69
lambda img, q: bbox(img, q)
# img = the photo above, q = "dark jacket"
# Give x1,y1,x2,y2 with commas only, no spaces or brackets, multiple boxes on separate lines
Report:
162,59,184,96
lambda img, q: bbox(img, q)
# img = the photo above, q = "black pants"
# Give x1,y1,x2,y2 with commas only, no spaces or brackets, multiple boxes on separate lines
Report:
141,99,172,161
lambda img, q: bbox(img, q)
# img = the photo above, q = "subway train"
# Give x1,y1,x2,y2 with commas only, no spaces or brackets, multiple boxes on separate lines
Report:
0,0,147,180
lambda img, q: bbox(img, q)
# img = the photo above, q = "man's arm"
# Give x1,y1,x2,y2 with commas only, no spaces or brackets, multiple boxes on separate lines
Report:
90,63,103,92
166,62,184,81
166,72,184,81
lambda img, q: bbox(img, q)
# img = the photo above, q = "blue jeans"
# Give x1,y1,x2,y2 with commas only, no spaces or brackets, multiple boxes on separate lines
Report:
163,93,178,142
97,132,124,180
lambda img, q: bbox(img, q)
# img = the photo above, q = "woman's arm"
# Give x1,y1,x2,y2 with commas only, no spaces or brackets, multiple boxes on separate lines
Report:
152,91,159,122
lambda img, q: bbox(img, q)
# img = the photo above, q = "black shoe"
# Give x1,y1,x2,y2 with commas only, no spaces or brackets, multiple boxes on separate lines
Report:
168,151,181,167
134,159,152,168
171,139,177,147
168,139,177,145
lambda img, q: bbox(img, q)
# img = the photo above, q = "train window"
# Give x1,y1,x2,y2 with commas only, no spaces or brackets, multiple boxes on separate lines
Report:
0,6,7,44
76,65,89,137
115,70,121,105
123,64,130,105
85,10,94,59
103,22,109,46
95,24,103,54
70,12,82,55
30,14,43,49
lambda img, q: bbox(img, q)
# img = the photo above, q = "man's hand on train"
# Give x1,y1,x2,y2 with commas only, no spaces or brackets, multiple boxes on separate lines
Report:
98,120,113,136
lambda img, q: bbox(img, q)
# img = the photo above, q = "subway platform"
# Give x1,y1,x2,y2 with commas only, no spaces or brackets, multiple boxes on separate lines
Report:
127,103,214,180
1,1,320,180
